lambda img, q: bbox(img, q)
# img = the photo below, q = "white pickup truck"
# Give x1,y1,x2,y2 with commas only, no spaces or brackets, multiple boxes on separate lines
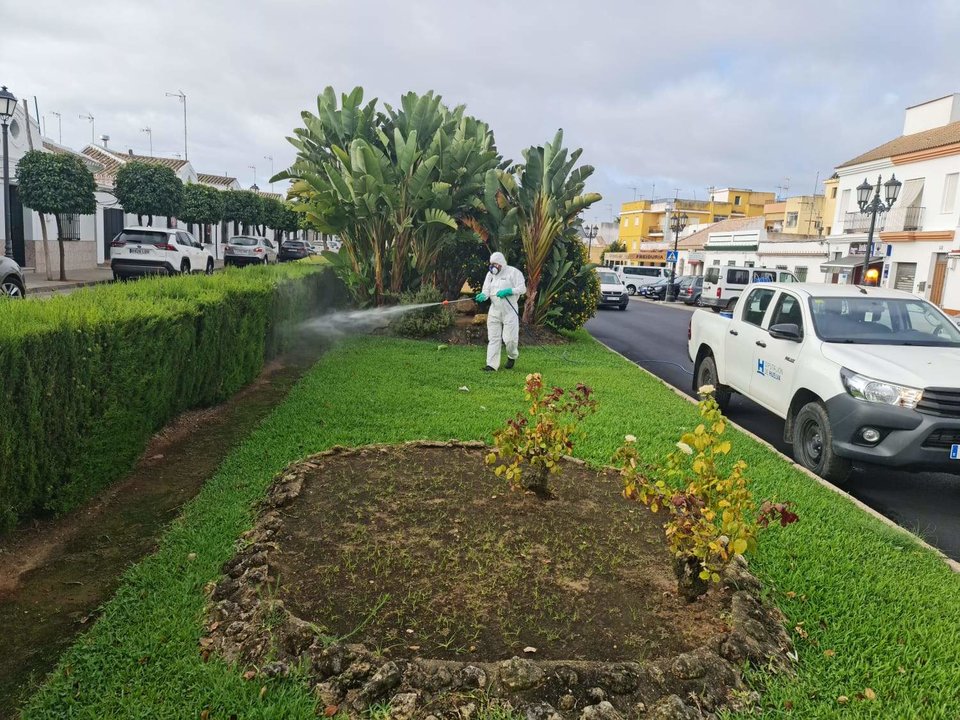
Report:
688,283,960,482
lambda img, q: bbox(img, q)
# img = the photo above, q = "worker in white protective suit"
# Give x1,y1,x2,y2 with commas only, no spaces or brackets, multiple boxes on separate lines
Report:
475,251,527,371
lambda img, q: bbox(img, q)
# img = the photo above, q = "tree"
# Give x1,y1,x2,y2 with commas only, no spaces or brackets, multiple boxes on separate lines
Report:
114,161,183,226
16,151,96,281
179,183,224,243
278,87,501,305
602,239,626,264
222,190,262,235
500,130,601,325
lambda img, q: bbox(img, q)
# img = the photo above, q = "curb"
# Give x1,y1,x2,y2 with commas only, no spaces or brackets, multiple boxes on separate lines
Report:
629,296,697,312
593,337,960,574
28,279,112,295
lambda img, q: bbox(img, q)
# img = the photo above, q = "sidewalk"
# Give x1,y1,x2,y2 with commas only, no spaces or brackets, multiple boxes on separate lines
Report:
24,266,114,295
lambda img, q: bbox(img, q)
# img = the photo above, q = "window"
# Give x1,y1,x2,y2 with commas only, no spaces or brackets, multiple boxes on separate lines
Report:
57,213,82,241
745,261,755,267
705,267,720,284
808,296,960,346
727,260,736,266
727,269,749,285
942,173,958,213
713,214,728,222
622,218,627,227
831,187,838,199
775,265,788,271
794,266,808,282
839,189,851,217
779,271,797,283
734,195,742,206
743,288,776,327
712,259,721,266
634,217,640,226
752,270,776,283
770,293,804,335
785,212,799,228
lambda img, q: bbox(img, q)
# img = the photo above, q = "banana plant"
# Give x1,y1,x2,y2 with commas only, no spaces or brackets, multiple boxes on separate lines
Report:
504,130,601,324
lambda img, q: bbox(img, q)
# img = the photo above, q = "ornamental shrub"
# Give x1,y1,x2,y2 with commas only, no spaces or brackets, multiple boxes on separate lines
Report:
486,373,596,497
614,386,798,601
387,285,454,338
0,265,347,532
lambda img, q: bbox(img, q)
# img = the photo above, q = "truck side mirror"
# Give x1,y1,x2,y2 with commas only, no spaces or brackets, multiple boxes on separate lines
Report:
769,323,802,342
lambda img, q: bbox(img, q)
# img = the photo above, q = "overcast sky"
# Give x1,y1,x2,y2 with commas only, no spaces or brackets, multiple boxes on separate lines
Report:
2,0,958,223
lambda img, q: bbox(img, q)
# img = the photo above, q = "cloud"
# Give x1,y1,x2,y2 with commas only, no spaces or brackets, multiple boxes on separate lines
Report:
1,0,956,217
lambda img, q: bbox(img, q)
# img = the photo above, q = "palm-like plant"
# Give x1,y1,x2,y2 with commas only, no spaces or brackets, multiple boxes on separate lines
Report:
504,130,601,324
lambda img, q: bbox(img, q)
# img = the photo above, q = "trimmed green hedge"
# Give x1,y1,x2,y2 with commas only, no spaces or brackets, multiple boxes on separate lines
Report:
0,265,346,531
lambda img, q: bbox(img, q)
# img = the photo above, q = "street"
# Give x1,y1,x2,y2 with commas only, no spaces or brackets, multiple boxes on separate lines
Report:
587,297,960,562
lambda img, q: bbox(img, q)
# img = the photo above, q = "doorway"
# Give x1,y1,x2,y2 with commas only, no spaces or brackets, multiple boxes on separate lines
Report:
930,254,948,307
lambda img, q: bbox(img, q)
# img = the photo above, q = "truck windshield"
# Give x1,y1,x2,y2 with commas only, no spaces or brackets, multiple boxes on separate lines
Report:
809,296,960,347
598,271,620,284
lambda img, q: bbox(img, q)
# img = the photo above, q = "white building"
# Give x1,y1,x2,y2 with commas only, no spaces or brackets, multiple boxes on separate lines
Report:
825,93,960,315
0,100,45,267
683,216,828,281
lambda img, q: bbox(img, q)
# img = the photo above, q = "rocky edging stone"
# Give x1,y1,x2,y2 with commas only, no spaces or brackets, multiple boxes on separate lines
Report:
201,441,794,720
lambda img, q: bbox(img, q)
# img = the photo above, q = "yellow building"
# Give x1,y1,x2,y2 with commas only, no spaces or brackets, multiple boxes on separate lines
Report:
615,188,775,265
821,174,839,237
763,195,826,235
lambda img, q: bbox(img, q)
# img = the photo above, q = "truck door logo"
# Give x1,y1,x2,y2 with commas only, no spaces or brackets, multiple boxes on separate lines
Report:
757,359,765,376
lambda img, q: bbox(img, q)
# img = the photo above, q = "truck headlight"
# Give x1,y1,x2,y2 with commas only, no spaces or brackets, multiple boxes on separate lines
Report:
840,368,923,409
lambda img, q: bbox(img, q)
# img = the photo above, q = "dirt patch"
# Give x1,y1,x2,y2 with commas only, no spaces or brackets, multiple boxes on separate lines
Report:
0,357,315,718
269,445,724,662
206,443,794,719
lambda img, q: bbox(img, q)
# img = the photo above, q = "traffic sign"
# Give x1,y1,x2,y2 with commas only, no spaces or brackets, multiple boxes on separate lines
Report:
666,250,679,263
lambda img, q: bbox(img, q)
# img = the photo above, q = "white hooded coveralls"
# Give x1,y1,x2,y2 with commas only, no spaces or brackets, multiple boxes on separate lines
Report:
481,252,527,369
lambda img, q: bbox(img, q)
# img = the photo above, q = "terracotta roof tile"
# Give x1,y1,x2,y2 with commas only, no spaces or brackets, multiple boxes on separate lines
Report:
837,120,960,168
679,216,764,249
79,146,189,184
196,173,238,188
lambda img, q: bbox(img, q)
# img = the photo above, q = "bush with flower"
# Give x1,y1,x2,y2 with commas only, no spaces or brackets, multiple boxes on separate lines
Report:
613,385,798,601
486,373,597,497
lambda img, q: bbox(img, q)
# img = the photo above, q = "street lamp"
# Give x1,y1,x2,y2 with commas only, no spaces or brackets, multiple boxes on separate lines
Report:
856,174,901,284
666,209,688,302
1,85,17,259
584,223,598,263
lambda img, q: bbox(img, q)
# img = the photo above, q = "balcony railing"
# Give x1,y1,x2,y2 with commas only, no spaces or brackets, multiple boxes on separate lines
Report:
843,206,924,233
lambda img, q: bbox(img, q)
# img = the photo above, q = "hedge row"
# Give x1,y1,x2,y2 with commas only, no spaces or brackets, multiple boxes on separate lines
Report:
0,264,346,532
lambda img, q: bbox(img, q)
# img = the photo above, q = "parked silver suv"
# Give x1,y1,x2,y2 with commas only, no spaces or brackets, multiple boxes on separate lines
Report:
0,256,25,298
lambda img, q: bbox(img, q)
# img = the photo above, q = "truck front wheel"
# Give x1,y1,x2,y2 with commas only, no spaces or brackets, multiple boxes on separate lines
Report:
793,401,851,484
693,354,731,412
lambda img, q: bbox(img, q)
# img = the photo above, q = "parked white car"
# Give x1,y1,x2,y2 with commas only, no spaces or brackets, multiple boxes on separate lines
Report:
224,235,278,267
688,283,960,482
596,269,629,310
110,227,214,280
701,265,797,312
614,265,670,295
0,256,25,298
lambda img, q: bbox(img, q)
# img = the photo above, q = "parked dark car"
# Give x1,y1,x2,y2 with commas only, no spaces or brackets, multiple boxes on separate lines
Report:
679,276,704,306
0,256,26,298
278,240,312,262
639,277,671,300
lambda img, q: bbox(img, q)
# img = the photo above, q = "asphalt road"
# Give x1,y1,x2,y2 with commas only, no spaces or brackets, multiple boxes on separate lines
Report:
586,297,960,562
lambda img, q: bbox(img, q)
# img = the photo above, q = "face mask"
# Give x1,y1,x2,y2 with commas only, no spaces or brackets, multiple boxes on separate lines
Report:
489,265,501,275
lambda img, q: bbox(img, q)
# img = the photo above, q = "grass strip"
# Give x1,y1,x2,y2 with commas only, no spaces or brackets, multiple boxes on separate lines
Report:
21,334,960,719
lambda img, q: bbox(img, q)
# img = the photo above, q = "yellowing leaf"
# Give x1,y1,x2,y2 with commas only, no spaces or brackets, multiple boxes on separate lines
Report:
733,538,748,554
864,688,876,701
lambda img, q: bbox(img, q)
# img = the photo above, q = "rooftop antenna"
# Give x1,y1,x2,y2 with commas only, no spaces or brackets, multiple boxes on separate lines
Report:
629,186,640,201
141,126,153,156
79,113,95,144
806,170,821,235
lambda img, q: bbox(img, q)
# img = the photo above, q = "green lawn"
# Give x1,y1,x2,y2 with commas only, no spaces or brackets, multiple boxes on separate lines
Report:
21,333,960,719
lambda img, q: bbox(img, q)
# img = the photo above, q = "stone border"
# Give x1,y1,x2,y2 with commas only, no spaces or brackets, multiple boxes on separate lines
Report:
203,442,794,720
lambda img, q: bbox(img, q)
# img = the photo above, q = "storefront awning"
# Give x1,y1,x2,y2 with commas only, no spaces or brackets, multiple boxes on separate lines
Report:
820,254,884,271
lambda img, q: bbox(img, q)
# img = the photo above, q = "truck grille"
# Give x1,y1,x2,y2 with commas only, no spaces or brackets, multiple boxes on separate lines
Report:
922,428,960,449
917,388,960,419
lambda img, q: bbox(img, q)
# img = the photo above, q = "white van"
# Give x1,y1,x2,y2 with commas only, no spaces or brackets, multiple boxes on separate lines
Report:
701,265,797,311
615,265,670,295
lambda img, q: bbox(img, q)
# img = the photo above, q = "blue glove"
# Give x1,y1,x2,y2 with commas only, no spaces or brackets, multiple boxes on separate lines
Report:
475,292,488,302
496,288,513,298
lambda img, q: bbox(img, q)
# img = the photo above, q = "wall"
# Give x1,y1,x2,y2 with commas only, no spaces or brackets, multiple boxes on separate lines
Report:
902,94,960,135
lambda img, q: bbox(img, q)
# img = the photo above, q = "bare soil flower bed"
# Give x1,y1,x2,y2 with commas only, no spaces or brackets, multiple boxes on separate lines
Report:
205,443,793,719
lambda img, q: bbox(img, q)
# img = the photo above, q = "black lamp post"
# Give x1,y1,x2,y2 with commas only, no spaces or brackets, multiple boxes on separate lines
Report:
856,174,901,284
666,209,688,302
584,223,598,263
0,85,16,259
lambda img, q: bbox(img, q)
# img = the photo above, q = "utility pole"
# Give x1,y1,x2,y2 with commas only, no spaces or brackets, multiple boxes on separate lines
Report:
264,155,274,191
79,113,95,144
50,111,62,143
248,165,257,188
165,90,188,160
141,126,153,156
